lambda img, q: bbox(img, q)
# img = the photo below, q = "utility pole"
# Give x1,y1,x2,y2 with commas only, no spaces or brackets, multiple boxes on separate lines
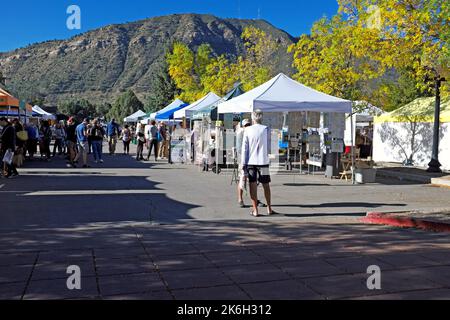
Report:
426,76,446,173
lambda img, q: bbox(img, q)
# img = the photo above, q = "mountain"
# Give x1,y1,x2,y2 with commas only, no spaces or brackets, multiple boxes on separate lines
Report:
0,14,296,106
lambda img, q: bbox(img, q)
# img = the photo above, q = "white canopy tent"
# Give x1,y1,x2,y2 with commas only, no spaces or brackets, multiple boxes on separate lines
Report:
32,105,56,120
217,73,357,182
123,110,146,123
217,73,352,114
174,92,221,119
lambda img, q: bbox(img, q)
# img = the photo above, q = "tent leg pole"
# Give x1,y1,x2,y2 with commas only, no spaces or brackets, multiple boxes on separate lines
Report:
351,112,355,185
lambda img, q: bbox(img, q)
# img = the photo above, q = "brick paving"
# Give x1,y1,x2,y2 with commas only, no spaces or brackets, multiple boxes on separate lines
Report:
0,143,449,300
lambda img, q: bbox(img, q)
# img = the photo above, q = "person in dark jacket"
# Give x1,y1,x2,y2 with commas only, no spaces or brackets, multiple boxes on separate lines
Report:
39,120,52,160
65,117,78,167
0,117,19,178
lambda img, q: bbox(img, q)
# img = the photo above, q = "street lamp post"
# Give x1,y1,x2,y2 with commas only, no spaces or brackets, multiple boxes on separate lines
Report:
426,77,446,173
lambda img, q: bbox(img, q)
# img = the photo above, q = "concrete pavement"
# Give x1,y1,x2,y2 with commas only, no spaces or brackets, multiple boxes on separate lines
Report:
1,143,449,300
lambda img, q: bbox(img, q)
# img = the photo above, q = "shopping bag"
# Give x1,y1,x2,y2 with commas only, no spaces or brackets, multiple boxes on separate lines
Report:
2,149,14,165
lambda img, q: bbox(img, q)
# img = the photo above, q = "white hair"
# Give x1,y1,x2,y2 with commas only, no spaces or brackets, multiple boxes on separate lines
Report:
252,109,263,124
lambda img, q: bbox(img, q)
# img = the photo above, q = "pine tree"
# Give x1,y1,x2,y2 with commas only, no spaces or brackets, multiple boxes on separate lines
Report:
108,90,143,123
145,59,180,113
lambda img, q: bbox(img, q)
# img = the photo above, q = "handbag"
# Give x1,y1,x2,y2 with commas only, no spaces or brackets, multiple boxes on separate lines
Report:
17,130,29,141
2,149,14,165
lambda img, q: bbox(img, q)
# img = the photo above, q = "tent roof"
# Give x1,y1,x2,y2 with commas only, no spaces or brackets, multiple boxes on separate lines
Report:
353,101,385,122
375,97,450,123
174,92,221,119
124,110,146,122
155,102,189,121
192,85,245,120
149,99,187,120
0,88,20,107
217,73,352,114
32,105,56,120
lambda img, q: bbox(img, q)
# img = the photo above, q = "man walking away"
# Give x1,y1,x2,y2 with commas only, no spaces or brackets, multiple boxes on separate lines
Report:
26,122,39,159
146,120,159,161
65,117,78,168
241,110,275,217
0,117,19,178
107,118,121,155
52,122,65,157
74,118,89,168
90,119,105,164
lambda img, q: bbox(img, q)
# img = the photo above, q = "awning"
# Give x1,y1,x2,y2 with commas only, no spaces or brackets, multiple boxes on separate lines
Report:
217,73,352,114
174,92,221,119
123,110,147,123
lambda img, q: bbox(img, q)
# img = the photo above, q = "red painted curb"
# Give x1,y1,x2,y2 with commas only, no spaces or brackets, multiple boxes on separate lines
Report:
361,212,450,233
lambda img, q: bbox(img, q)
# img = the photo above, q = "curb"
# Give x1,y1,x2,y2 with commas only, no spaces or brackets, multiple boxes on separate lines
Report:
361,212,450,233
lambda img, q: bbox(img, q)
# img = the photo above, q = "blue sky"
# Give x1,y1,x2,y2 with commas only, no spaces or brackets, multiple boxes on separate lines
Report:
1,0,339,52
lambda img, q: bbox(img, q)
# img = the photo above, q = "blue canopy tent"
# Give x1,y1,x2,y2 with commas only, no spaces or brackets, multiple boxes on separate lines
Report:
155,102,189,121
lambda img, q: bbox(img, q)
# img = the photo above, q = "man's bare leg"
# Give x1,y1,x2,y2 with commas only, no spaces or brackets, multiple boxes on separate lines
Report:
249,182,259,216
262,183,273,214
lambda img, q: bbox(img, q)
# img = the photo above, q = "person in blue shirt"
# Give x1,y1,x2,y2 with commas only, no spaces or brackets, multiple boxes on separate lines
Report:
107,118,121,155
25,122,39,159
74,118,89,168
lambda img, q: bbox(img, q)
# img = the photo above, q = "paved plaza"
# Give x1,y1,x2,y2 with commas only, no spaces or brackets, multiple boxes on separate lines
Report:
1,144,449,300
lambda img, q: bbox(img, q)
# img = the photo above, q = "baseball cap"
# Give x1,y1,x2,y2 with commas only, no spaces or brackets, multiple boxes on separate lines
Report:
242,119,251,127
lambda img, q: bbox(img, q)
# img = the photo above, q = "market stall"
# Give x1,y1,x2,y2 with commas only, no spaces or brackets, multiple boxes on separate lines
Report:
344,101,384,159
0,88,33,121
173,92,221,119
373,97,450,171
143,99,188,123
32,105,57,120
123,110,146,123
190,85,245,168
218,73,354,181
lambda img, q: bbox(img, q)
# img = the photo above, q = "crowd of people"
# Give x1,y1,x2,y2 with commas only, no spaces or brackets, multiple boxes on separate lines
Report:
2,109,274,218
1,115,173,177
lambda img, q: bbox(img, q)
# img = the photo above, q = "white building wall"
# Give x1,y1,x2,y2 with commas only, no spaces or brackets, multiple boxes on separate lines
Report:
373,122,450,170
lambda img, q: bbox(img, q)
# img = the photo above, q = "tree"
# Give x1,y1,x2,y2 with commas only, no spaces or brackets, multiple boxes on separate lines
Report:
95,103,112,119
145,59,180,113
166,27,280,101
59,99,96,119
166,42,202,102
288,14,392,101
108,90,143,123
335,0,449,171
238,26,279,92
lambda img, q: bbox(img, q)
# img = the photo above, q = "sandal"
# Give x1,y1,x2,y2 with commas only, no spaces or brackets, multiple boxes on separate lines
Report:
250,210,260,217
267,210,278,216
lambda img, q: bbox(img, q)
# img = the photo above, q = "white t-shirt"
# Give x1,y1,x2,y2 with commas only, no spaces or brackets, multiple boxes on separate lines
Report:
241,124,270,166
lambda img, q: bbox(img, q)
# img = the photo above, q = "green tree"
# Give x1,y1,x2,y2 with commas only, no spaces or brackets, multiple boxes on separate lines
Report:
95,102,112,119
59,99,96,119
145,59,180,113
108,90,143,123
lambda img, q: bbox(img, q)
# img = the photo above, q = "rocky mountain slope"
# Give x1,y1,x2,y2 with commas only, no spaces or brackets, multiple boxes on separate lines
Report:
0,14,296,105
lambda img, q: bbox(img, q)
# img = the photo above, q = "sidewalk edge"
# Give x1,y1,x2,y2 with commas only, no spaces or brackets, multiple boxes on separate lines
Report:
361,212,450,233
